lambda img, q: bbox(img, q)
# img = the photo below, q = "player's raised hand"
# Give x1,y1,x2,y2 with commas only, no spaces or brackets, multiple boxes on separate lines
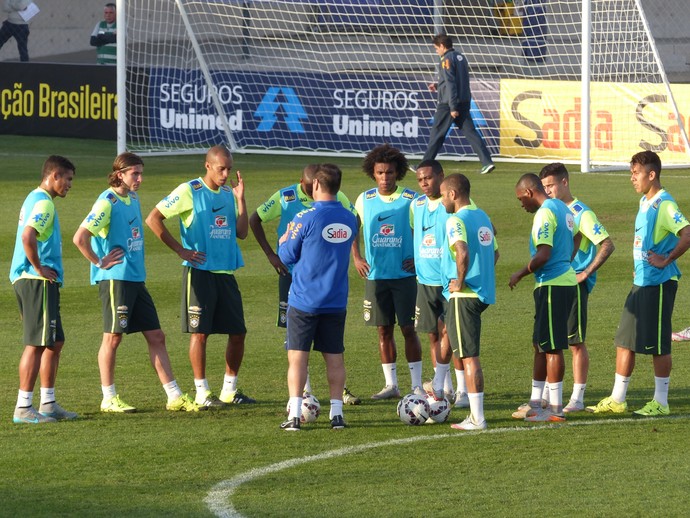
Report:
230,170,244,199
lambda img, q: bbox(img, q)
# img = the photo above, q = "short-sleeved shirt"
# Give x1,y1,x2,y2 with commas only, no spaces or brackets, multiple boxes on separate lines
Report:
80,188,146,284
10,188,63,285
156,178,243,274
569,198,609,293
530,198,577,287
354,186,417,280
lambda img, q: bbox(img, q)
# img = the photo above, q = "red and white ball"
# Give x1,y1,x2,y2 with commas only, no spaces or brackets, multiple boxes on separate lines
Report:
397,393,431,426
426,396,451,423
286,394,321,423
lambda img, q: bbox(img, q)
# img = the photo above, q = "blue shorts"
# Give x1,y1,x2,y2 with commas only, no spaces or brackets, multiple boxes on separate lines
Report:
286,306,346,354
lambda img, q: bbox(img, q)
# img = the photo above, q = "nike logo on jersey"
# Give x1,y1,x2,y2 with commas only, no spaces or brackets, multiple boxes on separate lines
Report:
128,218,136,225
635,227,642,232
377,214,393,222
212,206,225,213
422,225,434,231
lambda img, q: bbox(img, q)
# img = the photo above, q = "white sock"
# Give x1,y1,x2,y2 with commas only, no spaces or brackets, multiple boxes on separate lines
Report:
163,380,183,402
530,379,545,402
288,396,302,419
611,373,630,403
542,382,550,402
570,383,586,404
303,373,313,394
329,399,343,419
222,375,237,395
408,360,423,390
40,387,55,405
194,379,210,403
102,384,117,401
548,381,563,412
17,389,32,408
382,363,397,387
653,376,670,407
433,362,450,393
468,392,484,423
455,369,467,394
443,369,454,394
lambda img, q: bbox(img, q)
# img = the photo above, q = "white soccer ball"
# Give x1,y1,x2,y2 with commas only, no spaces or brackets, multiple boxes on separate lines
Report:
426,396,451,423
286,394,321,423
396,393,430,426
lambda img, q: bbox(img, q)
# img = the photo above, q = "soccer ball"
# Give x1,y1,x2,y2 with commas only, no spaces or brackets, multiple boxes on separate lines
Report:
426,396,451,423
396,393,430,426
286,394,321,423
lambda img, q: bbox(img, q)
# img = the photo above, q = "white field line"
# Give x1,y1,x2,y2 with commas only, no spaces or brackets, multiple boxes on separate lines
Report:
204,415,687,517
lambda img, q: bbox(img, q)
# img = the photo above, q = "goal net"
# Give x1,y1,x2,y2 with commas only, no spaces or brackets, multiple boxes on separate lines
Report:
120,0,690,169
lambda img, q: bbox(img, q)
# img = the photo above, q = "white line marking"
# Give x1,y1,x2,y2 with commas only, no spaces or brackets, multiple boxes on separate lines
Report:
204,415,683,517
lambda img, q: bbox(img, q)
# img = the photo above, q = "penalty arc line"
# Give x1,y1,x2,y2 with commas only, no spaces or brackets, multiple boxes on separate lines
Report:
204,414,688,517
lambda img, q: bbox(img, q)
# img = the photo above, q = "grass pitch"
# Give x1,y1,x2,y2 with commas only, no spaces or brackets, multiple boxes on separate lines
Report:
1,136,690,517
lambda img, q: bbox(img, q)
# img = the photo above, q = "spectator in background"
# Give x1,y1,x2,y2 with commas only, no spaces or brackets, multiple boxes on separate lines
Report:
0,0,33,62
90,2,116,65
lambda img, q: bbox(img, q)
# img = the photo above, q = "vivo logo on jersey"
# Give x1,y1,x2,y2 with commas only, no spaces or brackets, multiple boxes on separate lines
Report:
322,223,352,243
478,226,493,246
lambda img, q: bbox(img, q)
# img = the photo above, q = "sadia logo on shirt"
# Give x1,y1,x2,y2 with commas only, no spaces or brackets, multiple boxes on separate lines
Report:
379,223,395,236
322,223,352,243
478,226,493,246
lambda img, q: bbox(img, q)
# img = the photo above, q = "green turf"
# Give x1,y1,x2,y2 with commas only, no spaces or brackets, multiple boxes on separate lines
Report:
2,136,690,517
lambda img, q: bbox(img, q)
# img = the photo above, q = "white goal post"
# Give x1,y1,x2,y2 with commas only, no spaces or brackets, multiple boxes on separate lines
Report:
117,0,690,170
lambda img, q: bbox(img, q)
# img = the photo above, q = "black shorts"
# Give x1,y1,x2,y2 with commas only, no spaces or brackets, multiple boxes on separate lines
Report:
532,284,576,352
445,296,488,358
14,278,64,347
364,277,417,327
99,279,160,334
614,280,677,355
277,273,292,328
182,267,247,335
415,284,445,334
567,282,588,345
286,306,346,354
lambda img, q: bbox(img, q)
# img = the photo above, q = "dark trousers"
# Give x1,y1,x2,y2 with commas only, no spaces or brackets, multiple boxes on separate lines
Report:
0,21,29,62
422,101,492,165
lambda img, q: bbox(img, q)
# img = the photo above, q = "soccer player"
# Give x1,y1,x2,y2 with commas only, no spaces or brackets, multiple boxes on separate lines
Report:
278,164,358,431
10,155,77,423
587,151,690,417
413,159,468,407
146,145,255,408
539,163,615,412
249,164,360,405
73,152,200,413
421,33,495,175
352,143,423,399
509,173,578,422
439,173,497,430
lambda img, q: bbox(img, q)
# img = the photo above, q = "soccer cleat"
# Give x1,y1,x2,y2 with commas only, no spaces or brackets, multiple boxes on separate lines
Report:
280,417,301,431
412,385,427,398
450,414,487,431
445,390,457,405
563,399,585,413
198,392,228,409
342,387,361,405
13,406,57,424
511,401,540,419
585,396,627,414
38,401,78,420
422,380,444,401
101,395,136,413
671,326,690,341
454,391,470,408
524,407,566,422
632,399,670,418
479,164,496,175
166,393,206,412
371,385,400,400
330,415,346,429
219,389,256,405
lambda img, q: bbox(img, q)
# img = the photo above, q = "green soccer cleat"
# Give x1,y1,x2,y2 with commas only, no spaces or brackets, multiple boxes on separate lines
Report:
167,393,206,412
585,396,627,414
632,399,670,418
101,394,136,413
342,387,361,405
